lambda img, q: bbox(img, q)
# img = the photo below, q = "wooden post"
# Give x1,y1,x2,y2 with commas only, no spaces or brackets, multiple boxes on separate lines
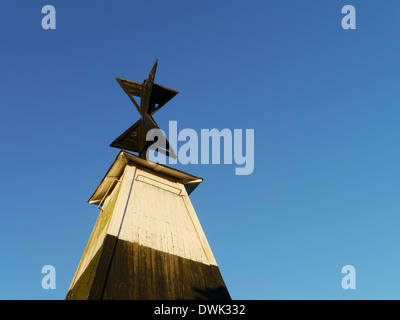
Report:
66,151,230,300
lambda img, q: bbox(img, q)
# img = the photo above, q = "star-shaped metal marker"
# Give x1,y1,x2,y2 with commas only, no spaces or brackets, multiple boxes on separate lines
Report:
110,60,178,158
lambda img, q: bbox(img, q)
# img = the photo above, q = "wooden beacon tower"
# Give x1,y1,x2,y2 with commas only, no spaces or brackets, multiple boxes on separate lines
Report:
66,61,230,300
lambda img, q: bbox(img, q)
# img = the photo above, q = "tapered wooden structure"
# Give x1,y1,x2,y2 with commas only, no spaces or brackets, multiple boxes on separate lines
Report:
66,151,230,300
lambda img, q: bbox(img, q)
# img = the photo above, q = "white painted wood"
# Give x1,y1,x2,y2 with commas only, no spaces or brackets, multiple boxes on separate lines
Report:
68,179,122,290
89,151,203,204
69,152,222,297
104,163,218,266
107,165,136,239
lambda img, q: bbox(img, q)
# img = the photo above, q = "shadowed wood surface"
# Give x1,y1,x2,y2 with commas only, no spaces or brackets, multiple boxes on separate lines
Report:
66,235,230,300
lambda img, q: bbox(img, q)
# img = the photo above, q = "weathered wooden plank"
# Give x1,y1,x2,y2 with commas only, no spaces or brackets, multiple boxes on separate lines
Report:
99,239,230,300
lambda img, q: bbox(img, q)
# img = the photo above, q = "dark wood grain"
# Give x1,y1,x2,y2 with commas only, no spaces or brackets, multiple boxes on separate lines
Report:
67,235,231,300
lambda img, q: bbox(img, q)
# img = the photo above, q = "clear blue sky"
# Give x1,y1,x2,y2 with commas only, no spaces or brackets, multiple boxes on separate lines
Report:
1,0,400,300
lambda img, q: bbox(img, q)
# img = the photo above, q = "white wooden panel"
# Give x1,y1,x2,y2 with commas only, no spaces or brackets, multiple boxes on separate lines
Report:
68,180,122,290
113,166,217,266
107,165,136,238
